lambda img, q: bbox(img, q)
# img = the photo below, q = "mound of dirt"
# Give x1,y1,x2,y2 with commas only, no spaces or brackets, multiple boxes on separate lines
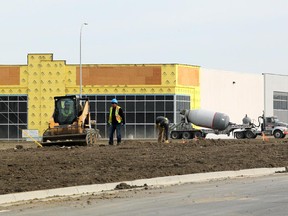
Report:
1,138,288,195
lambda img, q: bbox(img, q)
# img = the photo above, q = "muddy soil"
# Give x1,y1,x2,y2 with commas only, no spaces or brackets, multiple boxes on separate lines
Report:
1,138,288,195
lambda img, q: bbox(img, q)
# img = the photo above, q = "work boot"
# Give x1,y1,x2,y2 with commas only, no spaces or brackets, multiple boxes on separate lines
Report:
164,140,169,144
117,142,121,146
108,142,113,145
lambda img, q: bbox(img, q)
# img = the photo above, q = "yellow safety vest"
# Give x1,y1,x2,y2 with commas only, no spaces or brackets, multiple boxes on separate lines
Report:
109,105,122,124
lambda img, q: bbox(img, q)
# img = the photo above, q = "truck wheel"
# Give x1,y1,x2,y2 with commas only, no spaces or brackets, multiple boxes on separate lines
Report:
182,131,191,139
235,131,245,139
273,130,283,139
171,131,180,139
245,130,256,139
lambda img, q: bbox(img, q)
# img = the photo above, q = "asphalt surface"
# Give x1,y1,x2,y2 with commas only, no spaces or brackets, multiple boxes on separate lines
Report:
2,173,288,216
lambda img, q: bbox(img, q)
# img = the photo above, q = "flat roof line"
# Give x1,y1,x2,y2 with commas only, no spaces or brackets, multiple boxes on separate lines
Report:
262,73,288,77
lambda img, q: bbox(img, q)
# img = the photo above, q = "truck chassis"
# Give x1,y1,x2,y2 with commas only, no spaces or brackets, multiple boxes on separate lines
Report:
169,111,288,140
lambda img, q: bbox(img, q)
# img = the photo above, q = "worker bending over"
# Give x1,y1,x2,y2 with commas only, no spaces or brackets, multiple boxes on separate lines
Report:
156,116,170,143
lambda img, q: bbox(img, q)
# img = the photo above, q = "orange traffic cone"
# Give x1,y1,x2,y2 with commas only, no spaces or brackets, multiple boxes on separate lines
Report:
262,132,269,142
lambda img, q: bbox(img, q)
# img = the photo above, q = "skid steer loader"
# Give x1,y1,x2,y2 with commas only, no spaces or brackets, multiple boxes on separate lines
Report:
41,95,99,146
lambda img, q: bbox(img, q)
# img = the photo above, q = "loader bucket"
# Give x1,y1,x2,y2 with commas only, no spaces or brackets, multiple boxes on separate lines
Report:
41,126,98,146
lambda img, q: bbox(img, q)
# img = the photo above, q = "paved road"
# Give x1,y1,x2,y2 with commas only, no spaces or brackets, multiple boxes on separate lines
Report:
2,174,288,216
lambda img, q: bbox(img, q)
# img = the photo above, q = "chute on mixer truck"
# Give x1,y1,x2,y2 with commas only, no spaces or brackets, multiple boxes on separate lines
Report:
169,109,288,139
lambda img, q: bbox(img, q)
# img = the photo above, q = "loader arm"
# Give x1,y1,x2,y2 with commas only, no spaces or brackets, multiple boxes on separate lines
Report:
78,100,90,128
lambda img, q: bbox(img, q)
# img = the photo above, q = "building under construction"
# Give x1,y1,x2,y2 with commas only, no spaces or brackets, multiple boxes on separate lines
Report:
0,54,200,140
0,53,287,140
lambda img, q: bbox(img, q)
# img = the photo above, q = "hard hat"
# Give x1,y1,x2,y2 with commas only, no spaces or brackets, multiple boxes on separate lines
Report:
111,98,118,104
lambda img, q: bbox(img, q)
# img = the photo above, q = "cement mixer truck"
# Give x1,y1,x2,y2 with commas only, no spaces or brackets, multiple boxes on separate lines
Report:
169,109,288,139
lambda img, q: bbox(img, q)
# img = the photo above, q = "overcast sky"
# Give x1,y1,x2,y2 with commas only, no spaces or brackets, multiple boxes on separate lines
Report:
1,0,287,75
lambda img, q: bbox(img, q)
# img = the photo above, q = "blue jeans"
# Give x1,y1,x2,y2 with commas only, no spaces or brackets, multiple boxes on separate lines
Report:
109,124,121,144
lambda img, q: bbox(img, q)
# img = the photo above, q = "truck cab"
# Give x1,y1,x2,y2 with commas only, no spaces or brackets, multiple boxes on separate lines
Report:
262,116,288,138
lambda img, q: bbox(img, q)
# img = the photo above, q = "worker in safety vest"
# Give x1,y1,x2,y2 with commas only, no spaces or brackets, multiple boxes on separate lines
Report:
108,98,125,145
156,116,170,143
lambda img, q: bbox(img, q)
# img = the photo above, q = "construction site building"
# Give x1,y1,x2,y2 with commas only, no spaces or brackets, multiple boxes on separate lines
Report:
0,53,287,140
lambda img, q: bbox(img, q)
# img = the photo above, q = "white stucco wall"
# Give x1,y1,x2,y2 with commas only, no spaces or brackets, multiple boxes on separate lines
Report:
200,68,264,124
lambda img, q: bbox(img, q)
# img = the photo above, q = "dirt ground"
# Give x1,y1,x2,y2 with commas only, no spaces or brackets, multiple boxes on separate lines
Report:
1,138,288,195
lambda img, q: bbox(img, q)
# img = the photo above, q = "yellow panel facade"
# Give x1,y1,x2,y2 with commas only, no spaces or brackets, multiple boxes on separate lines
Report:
24,54,67,133
175,64,201,110
161,65,177,86
0,53,201,136
175,86,201,110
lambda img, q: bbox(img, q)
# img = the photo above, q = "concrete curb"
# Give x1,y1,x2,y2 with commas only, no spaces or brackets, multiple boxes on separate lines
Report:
0,167,286,205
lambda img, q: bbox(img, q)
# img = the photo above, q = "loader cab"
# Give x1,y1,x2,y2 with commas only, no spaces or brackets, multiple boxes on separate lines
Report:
53,96,79,125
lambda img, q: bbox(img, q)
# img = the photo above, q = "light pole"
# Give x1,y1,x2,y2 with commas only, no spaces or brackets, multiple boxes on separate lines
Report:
80,22,88,98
